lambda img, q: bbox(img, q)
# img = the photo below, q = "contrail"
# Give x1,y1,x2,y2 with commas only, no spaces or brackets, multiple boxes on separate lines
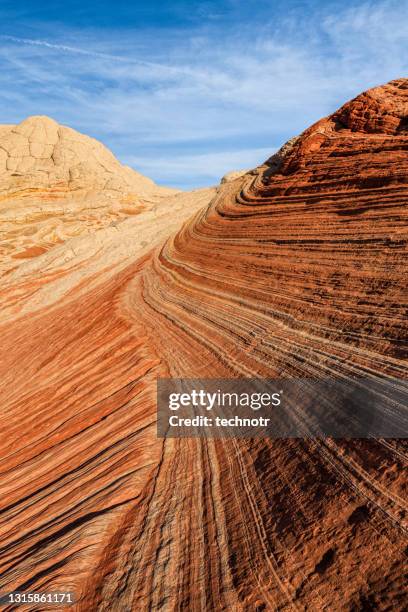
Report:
0,34,160,65
1,34,122,59
0,34,191,76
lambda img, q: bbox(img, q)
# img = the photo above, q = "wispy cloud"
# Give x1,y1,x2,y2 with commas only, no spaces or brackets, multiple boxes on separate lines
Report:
125,148,274,188
0,0,407,189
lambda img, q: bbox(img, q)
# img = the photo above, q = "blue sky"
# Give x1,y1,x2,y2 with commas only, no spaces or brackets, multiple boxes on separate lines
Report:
0,0,407,189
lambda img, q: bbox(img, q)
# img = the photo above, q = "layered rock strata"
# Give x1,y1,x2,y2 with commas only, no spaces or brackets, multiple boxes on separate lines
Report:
0,79,407,611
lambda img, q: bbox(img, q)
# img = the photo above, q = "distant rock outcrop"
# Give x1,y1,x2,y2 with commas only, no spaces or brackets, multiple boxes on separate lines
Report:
0,116,179,272
220,169,249,183
0,115,172,197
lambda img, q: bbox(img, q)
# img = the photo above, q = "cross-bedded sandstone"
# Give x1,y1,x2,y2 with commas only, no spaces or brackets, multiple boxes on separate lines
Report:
0,80,407,611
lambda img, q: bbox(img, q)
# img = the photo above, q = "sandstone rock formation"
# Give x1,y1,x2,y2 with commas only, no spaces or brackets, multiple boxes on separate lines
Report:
220,169,249,183
0,116,178,273
0,79,407,611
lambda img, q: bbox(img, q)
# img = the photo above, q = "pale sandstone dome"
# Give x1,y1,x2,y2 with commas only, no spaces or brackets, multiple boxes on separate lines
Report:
0,116,181,272
0,115,173,197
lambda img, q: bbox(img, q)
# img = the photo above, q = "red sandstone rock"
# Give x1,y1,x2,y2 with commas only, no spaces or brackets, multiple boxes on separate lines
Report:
0,79,407,611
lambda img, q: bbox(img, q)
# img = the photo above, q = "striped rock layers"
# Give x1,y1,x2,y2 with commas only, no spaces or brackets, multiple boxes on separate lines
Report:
0,79,407,610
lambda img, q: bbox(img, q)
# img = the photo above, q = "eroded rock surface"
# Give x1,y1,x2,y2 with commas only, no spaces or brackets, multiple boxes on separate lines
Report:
0,116,178,272
0,80,407,611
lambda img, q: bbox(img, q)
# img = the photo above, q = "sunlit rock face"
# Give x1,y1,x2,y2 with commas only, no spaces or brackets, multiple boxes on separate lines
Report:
0,80,407,611
0,115,178,273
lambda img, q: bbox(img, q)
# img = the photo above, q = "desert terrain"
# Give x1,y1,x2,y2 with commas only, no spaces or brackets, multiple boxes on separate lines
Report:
0,79,407,611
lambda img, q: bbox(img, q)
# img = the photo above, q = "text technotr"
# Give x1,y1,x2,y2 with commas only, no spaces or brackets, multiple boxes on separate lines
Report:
169,415,271,427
